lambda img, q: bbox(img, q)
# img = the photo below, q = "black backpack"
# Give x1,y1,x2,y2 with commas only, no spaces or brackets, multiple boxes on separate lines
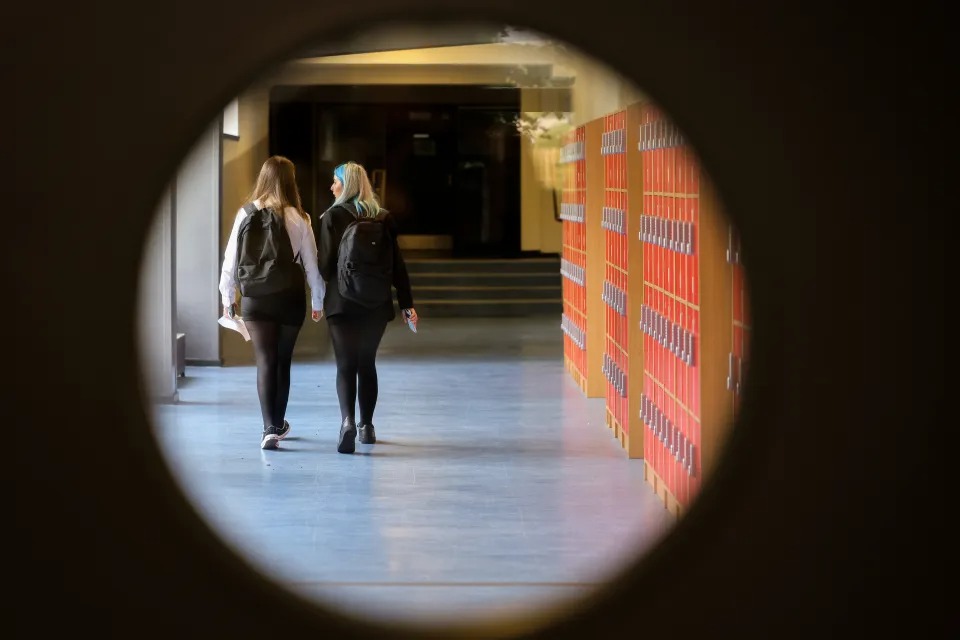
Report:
337,208,394,308
234,203,301,298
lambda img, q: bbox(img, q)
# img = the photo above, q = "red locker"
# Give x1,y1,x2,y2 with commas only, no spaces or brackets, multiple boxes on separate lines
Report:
668,197,677,297
666,139,674,194
690,198,700,305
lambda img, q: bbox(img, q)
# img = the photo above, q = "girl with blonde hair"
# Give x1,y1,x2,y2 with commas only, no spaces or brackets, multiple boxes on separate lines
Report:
313,161,417,453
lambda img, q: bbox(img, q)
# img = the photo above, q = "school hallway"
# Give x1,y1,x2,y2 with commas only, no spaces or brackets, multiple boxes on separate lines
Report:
153,316,673,626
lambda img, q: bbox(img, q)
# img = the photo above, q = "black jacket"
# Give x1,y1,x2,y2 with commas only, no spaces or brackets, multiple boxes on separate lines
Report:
312,202,414,321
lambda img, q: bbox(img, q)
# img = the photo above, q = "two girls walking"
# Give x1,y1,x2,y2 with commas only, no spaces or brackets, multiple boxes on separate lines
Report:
219,157,416,452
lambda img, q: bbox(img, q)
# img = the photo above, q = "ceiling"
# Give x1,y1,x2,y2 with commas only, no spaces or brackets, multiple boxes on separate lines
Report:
292,23,546,59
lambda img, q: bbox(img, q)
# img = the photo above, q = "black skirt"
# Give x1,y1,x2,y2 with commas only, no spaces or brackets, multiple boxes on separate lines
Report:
241,288,306,326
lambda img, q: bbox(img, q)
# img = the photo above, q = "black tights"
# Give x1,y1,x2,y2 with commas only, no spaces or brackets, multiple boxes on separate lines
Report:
246,321,302,429
328,317,388,424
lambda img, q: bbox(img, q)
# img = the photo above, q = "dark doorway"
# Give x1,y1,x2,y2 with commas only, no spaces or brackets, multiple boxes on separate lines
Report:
383,105,457,237
269,85,523,257
453,106,522,257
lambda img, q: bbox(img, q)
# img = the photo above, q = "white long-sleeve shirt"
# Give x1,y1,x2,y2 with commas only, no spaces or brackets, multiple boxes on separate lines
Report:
219,201,325,311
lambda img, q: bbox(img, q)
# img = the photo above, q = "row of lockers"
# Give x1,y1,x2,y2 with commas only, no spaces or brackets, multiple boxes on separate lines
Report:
602,129,627,155
642,286,701,419
640,214,696,255
605,235,628,276
603,351,626,398
603,280,627,316
561,124,589,382
603,110,630,432
640,303,696,368
561,313,586,349
563,222,586,254
640,391,697,477
559,202,586,222
641,141,699,194
638,100,703,510
638,120,687,151
637,103,699,512
605,306,630,433
561,275,587,318
602,111,628,155
558,102,746,515
560,258,586,286
602,206,628,234
604,155,628,190
640,382,700,508
604,278,629,353
642,195,698,228
604,115,627,207
643,200,700,305
561,310,587,381
604,341,629,430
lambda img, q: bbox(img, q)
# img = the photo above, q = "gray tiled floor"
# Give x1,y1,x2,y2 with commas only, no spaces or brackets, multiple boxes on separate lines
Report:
152,317,674,627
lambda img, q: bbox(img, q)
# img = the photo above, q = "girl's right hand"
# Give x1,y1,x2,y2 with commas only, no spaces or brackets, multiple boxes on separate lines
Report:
224,304,236,319
403,308,418,328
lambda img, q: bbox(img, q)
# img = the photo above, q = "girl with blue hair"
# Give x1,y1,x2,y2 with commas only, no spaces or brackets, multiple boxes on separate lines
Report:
313,161,417,453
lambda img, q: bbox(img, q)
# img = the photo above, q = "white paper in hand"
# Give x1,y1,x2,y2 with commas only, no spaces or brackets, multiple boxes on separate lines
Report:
218,315,251,341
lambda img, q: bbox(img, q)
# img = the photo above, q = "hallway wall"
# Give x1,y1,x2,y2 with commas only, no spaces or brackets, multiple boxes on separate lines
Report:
175,122,222,365
137,187,177,402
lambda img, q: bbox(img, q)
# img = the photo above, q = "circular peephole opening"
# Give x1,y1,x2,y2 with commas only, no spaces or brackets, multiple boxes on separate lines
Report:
137,21,751,634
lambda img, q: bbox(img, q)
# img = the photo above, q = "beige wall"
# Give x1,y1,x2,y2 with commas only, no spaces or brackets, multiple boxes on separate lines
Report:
562,54,645,126
220,85,269,365
520,88,566,254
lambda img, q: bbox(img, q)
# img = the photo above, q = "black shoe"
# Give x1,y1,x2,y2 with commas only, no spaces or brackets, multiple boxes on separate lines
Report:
337,418,357,454
261,425,281,450
277,420,291,440
358,423,376,445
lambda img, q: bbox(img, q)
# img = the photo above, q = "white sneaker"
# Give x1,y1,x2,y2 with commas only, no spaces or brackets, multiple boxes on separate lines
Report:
260,425,281,450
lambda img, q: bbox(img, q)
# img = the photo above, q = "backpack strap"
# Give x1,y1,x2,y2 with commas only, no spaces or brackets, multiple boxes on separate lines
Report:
335,202,360,222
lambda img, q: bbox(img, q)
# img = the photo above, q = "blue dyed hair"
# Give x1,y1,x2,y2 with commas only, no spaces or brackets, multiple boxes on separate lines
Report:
333,163,347,188
333,161,381,218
